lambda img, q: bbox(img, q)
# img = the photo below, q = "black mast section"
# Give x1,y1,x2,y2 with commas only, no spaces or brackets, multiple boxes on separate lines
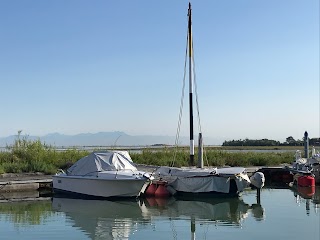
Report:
188,2,194,166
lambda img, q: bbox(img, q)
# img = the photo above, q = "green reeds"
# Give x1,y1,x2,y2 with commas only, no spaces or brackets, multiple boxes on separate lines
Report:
0,135,88,174
131,148,293,167
0,135,294,174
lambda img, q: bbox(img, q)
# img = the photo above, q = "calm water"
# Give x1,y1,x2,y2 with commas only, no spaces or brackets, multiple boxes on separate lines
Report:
0,187,319,240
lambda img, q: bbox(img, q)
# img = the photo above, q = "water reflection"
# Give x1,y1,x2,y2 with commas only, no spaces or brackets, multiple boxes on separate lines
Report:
290,186,320,215
52,194,264,239
141,196,264,223
52,197,149,240
1,188,319,240
0,200,53,226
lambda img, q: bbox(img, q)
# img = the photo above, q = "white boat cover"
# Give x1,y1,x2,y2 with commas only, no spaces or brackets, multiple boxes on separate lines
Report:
67,151,137,176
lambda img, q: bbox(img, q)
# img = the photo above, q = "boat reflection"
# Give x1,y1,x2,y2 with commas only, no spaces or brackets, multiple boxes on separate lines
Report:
290,186,320,215
141,196,264,224
52,196,149,240
52,193,264,239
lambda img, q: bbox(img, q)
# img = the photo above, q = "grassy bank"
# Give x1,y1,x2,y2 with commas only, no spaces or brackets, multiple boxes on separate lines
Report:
0,137,296,174
131,148,294,167
0,137,88,174
205,145,304,151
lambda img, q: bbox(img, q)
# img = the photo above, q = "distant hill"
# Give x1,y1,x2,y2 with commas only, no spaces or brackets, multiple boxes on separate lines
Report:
0,131,222,147
0,132,189,147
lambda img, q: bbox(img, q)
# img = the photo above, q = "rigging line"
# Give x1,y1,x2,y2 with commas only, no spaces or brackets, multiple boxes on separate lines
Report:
172,33,189,167
191,40,202,134
191,40,209,166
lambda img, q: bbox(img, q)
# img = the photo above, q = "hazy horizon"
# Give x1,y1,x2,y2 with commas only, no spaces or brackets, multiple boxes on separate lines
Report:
0,130,318,147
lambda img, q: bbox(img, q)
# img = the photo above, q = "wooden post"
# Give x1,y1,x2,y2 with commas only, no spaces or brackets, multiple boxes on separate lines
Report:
197,133,203,168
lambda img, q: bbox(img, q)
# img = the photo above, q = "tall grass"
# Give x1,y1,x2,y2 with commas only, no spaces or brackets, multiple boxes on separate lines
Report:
132,148,190,167
0,135,88,174
0,135,295,174
131,148,293,167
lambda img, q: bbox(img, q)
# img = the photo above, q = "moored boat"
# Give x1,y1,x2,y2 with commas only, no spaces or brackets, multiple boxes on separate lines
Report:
155,3,264,197
53,151,153,198
289,147,320,185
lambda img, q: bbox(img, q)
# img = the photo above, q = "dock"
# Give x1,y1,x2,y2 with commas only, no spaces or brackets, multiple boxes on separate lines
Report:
0,174,52,193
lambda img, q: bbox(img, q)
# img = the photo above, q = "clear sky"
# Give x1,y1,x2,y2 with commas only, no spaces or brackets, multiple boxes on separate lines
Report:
0,0,319,144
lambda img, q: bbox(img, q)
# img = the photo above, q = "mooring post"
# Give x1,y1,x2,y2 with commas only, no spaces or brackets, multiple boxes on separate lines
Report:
304,131,309,158
197,132,203,168
257,188,261,205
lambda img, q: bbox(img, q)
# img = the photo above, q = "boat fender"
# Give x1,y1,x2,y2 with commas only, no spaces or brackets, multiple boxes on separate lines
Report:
250,172,265,189
154,184,171,198
298,176,315,187
144,183,157,196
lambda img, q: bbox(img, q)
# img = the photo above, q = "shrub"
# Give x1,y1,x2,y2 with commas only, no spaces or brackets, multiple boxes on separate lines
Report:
0,135,88,174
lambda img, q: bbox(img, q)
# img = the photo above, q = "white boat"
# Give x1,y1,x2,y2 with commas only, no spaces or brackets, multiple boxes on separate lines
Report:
156,3,265,197
290,147,320,184
52,151,153,198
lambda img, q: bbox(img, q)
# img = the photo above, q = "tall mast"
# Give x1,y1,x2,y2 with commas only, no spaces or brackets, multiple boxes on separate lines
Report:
188,2,194,166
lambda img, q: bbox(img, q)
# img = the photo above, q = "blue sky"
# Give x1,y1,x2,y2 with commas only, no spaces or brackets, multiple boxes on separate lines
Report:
0,0,319,144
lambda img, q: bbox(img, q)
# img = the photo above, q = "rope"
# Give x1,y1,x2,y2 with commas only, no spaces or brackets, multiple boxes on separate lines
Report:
192,41,202,134
191,40,209,167
172,33,188,167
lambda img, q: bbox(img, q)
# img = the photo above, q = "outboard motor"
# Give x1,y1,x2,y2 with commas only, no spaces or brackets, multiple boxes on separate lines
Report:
250,172,265,189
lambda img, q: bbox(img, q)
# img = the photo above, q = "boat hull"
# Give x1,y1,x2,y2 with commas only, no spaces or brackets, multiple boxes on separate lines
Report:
52,175,148,198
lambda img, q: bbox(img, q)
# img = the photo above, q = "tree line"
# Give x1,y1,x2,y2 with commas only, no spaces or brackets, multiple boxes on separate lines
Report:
222,136,320,146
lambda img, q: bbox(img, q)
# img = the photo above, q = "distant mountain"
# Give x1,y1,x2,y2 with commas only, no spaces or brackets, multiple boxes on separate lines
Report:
0,131,222,147
0,132,180,147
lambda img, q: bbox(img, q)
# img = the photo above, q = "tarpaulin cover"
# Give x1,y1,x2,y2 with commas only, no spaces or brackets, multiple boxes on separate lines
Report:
156,166,250,193
67,151,137,176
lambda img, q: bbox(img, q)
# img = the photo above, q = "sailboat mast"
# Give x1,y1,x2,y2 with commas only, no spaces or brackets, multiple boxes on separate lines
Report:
188,2,194,166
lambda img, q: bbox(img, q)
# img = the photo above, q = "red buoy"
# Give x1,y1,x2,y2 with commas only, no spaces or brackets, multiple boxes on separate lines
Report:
154,184,170,198
145,183,157,196
298,176,315,187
